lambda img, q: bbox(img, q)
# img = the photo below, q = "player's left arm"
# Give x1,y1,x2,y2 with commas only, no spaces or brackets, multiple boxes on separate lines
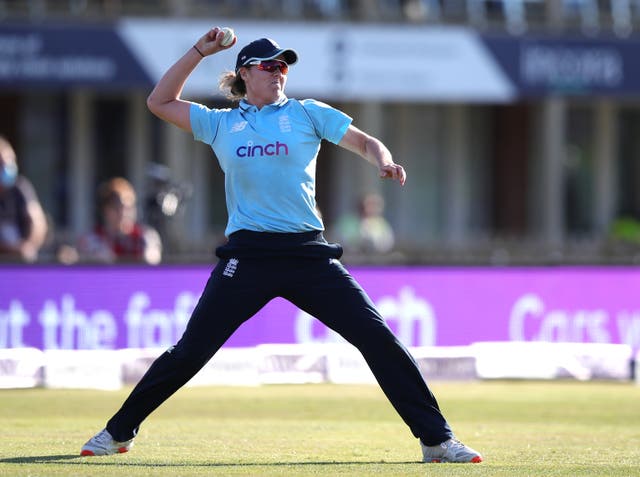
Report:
338,125,406,186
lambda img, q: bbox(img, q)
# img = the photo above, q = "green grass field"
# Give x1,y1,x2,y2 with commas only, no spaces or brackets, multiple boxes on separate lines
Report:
1,381,639,476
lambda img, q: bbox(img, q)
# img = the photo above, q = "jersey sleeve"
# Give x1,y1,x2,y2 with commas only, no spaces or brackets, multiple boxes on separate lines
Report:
190,103,226,145
299,99,353,144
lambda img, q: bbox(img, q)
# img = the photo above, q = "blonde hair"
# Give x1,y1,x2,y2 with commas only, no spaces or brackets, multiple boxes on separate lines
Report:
218,70,246,101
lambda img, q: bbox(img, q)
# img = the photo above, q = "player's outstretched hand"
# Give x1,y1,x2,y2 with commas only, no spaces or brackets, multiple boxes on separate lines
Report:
379,163,406,186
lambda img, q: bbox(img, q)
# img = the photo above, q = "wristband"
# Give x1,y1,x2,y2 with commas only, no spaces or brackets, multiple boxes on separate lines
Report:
193,45,205,58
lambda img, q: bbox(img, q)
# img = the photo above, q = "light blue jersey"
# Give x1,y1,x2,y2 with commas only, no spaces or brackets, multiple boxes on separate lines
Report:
191,97,352,237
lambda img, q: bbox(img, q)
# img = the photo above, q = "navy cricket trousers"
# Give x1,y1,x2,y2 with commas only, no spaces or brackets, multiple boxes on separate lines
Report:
106,236,454,446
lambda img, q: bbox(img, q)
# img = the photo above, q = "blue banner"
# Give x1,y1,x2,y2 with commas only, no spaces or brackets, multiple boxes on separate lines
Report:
0,23,152,89
482,33,640,97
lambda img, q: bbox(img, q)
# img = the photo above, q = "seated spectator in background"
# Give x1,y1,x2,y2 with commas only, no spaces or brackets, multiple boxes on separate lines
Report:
334,192,395,254
0,136,48,262
77,177,162,264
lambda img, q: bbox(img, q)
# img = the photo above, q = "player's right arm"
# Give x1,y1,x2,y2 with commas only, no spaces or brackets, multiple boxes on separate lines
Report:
146,27,236,132
338,125,407,186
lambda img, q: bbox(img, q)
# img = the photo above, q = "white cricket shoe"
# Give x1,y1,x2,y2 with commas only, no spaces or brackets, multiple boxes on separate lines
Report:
421,438,483,463
80,428,134,456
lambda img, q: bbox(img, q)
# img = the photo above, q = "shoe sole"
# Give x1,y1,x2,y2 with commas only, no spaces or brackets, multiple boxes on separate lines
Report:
426,456,483,463
80,447,130,456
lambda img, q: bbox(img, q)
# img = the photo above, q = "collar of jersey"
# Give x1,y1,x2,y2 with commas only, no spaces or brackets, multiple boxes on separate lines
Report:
239,96,289,112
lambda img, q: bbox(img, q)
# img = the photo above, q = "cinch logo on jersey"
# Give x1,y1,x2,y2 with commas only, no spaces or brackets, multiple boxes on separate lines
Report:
236,141,289,157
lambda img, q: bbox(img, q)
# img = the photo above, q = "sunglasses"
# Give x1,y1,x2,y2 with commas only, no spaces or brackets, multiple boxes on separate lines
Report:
247,59,289,75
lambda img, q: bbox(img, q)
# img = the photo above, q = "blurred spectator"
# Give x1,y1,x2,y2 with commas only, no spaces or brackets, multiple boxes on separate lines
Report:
0,136,48,262
144,162,192,244
76,177,162,264
334,192,395,253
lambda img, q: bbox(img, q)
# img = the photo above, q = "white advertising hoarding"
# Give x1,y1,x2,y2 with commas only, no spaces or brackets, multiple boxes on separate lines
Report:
117,20,515,101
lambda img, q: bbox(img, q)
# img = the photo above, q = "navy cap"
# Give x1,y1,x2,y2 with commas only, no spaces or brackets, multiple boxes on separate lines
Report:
235,38,298,72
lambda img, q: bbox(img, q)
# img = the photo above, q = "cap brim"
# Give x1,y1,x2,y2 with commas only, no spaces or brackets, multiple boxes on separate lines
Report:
243,48,298,66
277,48,298,65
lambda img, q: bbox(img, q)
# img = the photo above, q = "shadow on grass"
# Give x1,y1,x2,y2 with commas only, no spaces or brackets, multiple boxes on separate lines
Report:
0,455,419,467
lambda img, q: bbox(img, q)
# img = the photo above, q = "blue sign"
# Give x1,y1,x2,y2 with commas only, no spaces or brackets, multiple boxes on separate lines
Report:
482,34,640,97
0,23,152,89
